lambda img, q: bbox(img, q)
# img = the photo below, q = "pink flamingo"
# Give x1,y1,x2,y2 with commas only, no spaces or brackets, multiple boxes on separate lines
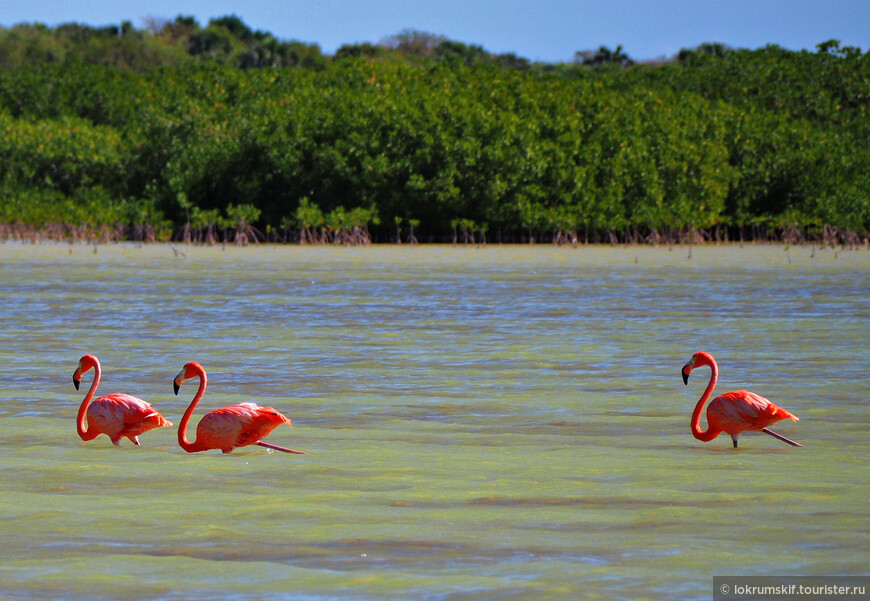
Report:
173,361,307,455
682,351,801,448
73,354,172,446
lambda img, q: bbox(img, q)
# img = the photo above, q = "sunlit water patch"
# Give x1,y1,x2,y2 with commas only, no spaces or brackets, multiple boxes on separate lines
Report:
0,242,868,600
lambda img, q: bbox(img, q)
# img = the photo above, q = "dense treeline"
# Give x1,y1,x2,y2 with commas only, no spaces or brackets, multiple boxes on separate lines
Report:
0,17,868,244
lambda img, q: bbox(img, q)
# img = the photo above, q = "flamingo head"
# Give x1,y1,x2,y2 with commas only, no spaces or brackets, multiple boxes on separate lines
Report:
682,351,715,385
173,361,205,395
73,354,99,390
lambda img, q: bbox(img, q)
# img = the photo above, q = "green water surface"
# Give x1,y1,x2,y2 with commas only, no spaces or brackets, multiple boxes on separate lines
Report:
0,243,867,600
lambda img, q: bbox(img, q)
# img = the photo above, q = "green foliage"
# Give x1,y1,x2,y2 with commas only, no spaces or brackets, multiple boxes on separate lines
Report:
575,45,634,69
294,197,379,245
0,20,867,243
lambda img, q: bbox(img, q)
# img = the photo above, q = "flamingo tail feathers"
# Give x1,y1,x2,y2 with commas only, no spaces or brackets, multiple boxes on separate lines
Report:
256,441,308,455
762,428,803,447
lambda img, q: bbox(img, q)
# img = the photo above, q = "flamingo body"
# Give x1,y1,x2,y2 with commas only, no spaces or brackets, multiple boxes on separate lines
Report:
682,351,800,448
173,361,306,455
189,402,291,453
85,393,172,445
73,354,172,446
706,389,798,436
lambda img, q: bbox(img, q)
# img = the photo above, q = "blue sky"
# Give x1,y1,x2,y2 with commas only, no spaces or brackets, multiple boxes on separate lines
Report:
2,0,868,63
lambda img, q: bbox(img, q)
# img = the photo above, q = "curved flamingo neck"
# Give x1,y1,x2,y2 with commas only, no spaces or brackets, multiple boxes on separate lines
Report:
77,362,100,441
178,365,207,452
691,354,721,442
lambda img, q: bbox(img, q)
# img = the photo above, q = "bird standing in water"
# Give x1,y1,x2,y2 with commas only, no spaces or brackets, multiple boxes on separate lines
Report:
73,354,172,446
173,361,307,455
681,351,801,448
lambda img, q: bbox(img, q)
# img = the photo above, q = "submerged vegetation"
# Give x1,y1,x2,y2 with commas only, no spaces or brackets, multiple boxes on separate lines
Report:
0,17,868,245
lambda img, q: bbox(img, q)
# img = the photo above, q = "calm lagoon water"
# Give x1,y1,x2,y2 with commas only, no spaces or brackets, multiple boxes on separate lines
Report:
0,242,868,600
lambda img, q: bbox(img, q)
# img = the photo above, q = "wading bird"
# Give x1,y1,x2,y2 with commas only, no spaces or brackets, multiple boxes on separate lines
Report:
681,351,801,448
172,361,307,455
73,354,172,446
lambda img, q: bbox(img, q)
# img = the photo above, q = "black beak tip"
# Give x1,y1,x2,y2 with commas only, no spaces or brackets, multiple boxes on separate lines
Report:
73,376,80,391
173,381,180,396
682,372,689,386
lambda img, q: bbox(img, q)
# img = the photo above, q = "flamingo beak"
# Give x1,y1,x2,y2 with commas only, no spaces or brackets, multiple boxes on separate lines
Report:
73,374,81,390
681,357,696,385
173,369,185,395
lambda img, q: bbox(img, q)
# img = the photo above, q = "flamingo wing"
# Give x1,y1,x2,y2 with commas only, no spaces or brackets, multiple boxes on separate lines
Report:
87,394,172,443
196,403,290,452
708,390,796,433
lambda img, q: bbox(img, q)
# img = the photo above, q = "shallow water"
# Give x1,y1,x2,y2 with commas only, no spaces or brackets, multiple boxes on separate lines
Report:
0,242,868,600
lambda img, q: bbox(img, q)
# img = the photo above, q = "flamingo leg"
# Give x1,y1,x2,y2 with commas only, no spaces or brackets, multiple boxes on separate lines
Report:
256,441,308,455
762,428,803,447
731,434,739,448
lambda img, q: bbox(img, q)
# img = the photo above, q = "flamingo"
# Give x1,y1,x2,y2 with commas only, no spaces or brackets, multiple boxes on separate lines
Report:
172,361,307,455
681,351,802,448
72,354,172,446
